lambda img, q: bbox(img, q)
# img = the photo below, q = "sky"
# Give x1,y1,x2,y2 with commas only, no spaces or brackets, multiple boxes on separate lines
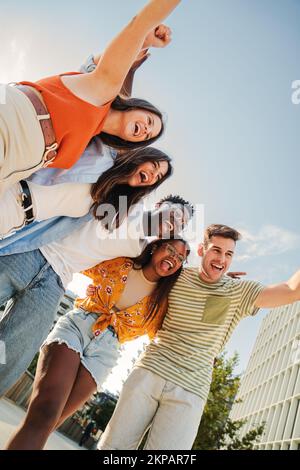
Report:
1,0,299,394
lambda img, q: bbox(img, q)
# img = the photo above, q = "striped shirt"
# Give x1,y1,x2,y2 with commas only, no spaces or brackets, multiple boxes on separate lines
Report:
136,268,264,400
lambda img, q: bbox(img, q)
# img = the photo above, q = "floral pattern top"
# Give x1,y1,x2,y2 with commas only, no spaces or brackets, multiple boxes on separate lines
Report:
75,257,167,343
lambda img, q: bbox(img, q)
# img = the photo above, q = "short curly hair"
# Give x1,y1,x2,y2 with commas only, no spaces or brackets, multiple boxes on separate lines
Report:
156,194,195,219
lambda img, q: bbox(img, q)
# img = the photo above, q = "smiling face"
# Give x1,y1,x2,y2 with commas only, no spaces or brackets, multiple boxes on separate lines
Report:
198,235,236,283
121,109,162,142
157,202,191,238
127,160,169,187
151,241,188,278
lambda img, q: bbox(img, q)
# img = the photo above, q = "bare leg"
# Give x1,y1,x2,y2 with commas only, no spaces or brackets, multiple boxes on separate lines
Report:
5,343,81,450
55,364,97,429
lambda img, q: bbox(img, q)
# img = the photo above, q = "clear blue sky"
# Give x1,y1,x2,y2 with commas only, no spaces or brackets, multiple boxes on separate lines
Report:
1,0,299,384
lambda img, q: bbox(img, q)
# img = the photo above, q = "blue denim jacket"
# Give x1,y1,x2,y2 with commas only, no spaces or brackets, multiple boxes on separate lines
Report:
0,213,93,255
0,140,115,255
28,136,116,186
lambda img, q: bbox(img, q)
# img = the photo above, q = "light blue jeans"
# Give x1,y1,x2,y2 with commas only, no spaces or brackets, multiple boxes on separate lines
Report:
42,308,121,390
0,249,65,396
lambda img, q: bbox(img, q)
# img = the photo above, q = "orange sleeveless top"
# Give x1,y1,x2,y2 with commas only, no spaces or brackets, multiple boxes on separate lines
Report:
20,73,112,169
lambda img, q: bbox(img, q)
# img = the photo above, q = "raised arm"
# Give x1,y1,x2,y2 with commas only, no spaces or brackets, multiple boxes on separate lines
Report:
92,24,172,98
120,51,149,97
81,50,149,98
255,270,300,308
86,0,180,104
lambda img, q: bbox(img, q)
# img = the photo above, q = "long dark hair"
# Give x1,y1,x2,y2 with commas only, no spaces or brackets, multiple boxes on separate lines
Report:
100,96,165,150
91,147,173,229
131,238,190,322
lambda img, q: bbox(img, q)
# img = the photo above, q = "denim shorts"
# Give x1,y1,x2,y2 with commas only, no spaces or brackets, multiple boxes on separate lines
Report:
41,308,121,390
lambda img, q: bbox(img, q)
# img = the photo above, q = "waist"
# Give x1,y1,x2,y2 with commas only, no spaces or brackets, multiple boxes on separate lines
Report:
22,85,47,107
107,324,117,337
14,84,58,165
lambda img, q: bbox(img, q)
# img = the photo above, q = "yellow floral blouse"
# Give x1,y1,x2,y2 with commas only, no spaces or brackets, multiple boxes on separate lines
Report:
75,257,167,343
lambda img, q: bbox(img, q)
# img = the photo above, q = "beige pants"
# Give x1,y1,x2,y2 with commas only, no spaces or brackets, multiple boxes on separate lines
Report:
98,367,205,450
0,84,45,199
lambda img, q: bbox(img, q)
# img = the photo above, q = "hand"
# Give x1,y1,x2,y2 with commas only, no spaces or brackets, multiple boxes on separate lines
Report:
143,24,172,49
227,272,247,279
86,284,97,297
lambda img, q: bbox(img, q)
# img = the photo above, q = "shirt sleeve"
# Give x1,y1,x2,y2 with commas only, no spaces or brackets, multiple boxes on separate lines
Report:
79,55,97,74
238,280,265,318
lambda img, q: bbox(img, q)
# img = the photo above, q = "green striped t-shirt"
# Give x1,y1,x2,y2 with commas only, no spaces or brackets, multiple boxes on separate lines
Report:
136,268,264,400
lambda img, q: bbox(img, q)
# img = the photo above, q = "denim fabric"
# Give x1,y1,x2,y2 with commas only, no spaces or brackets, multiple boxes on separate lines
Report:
42,308,121,391
0,249,65,396
0,212,93,254
28,137,116,186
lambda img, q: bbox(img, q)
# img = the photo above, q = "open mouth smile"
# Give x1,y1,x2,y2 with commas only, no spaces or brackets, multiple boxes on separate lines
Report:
211,263,224,272
160,258,175,272
140,171,150,183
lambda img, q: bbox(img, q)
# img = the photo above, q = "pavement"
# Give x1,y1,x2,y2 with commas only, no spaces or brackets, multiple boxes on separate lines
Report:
0,398,83,450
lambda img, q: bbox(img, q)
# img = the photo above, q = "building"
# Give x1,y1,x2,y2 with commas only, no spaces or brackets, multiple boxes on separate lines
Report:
230,301,300,450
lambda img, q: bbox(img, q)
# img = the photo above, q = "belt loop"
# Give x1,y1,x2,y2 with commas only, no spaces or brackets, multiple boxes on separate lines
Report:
19,180,35,225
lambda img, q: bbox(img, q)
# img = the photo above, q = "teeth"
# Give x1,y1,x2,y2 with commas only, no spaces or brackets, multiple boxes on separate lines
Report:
163,259,174,269
212,264,223,270
164,259,174,268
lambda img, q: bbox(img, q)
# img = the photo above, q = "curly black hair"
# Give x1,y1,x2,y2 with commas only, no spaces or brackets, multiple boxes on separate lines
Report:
156,194,195,219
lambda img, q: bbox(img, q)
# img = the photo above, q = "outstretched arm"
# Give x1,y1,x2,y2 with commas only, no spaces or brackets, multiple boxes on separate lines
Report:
81,50,149,97
80,0,180,105
81,24,172,98
120,24,172,97
255,270,300,308
120,51,149,97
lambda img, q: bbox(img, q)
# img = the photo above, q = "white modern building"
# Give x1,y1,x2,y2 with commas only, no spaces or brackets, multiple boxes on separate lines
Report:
230,301,300,450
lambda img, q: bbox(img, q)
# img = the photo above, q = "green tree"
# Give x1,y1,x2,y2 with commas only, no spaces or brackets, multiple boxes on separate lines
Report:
80,393,118,432
193,352,264,450
92,400,117,431
27,352,39,376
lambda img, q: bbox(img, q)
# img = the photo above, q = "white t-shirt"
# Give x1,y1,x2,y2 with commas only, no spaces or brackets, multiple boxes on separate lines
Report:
30,181,93,220
40,206,147,287
0,181,93,238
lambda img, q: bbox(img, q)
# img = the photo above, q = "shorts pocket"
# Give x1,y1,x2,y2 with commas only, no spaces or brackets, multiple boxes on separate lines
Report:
202,296,231,325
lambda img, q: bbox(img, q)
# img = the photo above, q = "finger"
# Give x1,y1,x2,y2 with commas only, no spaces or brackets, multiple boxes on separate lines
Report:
158,33,172,46
228,272,247,276
155,26,168,40
156,24,167,34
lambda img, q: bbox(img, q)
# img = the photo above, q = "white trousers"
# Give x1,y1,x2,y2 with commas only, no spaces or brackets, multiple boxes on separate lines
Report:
98,367,205,450
0,84,45,199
